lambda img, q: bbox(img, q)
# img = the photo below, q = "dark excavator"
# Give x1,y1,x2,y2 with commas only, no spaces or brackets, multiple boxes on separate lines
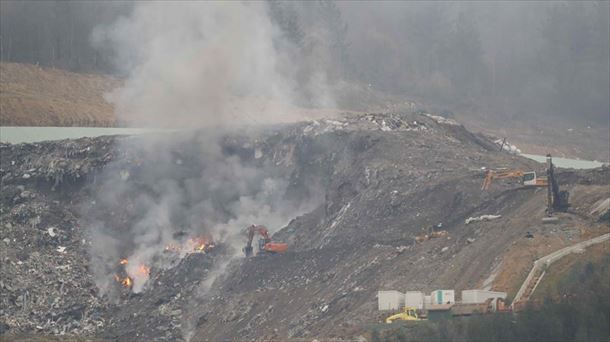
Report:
243,224,288,257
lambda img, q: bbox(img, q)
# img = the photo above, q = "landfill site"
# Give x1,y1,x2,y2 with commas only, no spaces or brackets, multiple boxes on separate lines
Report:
1,1,610,341
1,111,608,341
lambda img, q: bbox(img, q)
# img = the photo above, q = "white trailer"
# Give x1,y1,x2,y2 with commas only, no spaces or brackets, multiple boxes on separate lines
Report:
461,290,507,310
405,291,425,309
378,290,405,311
431,289,455,304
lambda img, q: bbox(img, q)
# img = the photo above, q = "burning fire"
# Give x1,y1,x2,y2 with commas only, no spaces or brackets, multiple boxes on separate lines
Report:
187,236,215,252
114,234,215,291
137,264,150,276
114,259,149,289
164,235,215,254
122,277,133,288
114,274,133,288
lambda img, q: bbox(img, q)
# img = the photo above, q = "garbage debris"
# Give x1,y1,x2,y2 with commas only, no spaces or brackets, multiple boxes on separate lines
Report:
493,138,521,154
0,113,607,341
465,215,502,225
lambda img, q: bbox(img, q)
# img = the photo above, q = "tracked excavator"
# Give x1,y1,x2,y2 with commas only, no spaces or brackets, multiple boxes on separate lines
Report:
481,154,569,213
243,224,288,257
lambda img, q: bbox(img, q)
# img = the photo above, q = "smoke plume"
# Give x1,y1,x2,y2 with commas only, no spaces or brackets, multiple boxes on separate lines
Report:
93,1,330,128
86,2,325,297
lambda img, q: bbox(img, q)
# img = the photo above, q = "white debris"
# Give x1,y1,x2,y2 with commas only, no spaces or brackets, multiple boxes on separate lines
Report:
465,215,502,225
22,173,31,179
424,114,460,126
47,227,57,237
380,120,392,131
395,246,409,253
56,246,67,253
493,139,521,155
590,198,609,216
320,304,329,313
441,246,449,252
119,170,130,181
254,148,263,159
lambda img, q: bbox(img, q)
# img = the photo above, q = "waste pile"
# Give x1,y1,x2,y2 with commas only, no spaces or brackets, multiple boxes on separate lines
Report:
1,112,607,341
0,138,120,336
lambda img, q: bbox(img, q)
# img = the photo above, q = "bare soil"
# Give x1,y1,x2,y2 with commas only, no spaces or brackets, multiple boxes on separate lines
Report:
0,63,118,127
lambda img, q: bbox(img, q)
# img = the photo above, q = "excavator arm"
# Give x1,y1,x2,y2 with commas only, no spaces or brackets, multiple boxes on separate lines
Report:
482,170,524,190
482,170,547,190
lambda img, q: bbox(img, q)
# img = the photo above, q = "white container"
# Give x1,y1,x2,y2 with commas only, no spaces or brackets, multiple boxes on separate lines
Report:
378,290,405,311
431,289,455,304
424,295,432,309
461,290,507,304
405,291,425,309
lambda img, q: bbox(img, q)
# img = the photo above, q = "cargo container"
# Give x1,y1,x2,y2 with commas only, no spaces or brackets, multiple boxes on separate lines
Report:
431,289,455,304
461,290,507,304
424,295,432,309
405,291,425,309
378,290,405,311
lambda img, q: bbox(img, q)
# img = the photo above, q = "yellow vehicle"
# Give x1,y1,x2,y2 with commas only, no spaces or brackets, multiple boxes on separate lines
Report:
385,306,423,323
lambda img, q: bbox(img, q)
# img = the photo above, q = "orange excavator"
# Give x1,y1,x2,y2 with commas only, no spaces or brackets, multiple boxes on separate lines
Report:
243,224,289,257
481,169,547,190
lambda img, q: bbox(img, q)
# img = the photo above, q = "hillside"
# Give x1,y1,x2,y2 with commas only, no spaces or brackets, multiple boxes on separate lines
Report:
1,112,608,341
1,63,608,161
0,62,118,127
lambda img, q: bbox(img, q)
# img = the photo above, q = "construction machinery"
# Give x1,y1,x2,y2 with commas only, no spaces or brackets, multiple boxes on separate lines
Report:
481,169,548,190
481,154,568,214
243,224,288,257
385,306,423,323
545,154,569,214
415,224,448,243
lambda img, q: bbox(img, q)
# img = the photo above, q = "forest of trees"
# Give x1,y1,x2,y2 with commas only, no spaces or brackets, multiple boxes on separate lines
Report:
0,1,131,73
1,1,608,123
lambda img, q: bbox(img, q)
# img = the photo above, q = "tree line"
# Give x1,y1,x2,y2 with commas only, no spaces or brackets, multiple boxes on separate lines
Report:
1,1,608,123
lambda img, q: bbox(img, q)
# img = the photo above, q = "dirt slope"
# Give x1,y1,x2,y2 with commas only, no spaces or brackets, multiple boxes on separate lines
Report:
0,112,608,341
0,62,118,127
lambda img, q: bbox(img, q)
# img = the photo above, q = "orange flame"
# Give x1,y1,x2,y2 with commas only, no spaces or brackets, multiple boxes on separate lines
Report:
187,236,215,253
137,264,150,276
120,259,128,265
122,277,132,288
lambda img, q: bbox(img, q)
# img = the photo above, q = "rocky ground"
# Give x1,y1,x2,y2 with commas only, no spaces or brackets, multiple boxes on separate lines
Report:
1,112,608,341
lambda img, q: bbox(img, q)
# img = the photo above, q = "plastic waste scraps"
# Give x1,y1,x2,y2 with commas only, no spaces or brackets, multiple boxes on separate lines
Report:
465,215,502,225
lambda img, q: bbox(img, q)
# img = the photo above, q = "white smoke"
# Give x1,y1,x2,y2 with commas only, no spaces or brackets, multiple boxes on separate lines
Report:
85,11,327,340
92,1,318,128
